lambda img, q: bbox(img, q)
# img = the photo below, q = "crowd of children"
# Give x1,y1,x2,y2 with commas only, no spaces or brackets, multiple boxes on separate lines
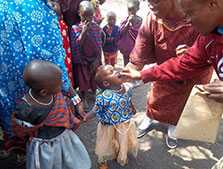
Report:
46,0,142,113
1,0,223,168
10,0,142,169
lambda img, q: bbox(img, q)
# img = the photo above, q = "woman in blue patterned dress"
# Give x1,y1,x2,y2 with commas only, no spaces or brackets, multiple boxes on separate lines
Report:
0,0,81,151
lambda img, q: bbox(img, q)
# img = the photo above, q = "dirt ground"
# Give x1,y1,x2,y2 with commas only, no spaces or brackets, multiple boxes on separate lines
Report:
1,1,223,169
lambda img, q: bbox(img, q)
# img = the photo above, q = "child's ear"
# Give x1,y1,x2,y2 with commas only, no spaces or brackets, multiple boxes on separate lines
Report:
39,89,48,96
209,0,218,9
103,81,110,87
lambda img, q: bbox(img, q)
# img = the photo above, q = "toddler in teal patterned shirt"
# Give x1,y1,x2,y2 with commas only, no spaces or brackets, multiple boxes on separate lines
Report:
85,65,141,169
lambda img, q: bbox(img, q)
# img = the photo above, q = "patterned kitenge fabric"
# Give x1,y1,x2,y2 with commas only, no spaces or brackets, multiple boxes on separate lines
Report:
95,87,135,125
0,0,70,136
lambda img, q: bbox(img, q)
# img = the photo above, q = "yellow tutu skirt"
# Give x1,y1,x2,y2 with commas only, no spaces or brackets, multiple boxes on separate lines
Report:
95,119,138,166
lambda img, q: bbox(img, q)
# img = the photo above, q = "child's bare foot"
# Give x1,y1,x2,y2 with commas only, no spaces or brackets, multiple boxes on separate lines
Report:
99,163,109,169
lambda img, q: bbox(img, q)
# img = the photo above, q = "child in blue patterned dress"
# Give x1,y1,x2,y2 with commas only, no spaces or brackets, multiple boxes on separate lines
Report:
84,65,139,169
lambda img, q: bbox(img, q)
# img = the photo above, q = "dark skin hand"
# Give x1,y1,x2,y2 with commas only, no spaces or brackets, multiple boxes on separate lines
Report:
79,21,91,46
204,79,223,103
124,15,134,29
83,111,95,122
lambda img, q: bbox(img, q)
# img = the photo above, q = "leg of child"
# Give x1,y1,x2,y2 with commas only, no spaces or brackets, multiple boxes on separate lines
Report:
104,52,117,66
115,122,130,166
96,123,116,169
104,53,110,65
109,52,118,67
127,120,138,157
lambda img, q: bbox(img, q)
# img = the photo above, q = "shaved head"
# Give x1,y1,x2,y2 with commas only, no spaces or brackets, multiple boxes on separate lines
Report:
23,60,62,91
179,0,223,34
127,0,140,8
79,1,95,22
79,1,94,13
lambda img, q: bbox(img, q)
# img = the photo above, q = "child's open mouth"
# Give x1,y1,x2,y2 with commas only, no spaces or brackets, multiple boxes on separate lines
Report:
114,71,121,78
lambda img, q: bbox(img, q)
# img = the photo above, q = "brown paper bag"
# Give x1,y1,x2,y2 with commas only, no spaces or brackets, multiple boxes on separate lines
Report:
175,85,223,143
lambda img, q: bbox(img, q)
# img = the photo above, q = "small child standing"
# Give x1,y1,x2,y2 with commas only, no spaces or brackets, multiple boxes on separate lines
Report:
85,65,139,169
13,60,91,169
118,0,142,66
102,12,120,66
70,1,103,110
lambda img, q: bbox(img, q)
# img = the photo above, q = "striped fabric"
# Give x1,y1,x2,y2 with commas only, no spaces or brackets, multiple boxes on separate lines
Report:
13,92,80,140
43,92,79,129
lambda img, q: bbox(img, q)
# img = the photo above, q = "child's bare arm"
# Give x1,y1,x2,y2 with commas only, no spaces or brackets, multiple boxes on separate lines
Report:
79,22,90,46
84,106,97,122
120,16,133,33
76,101,86,119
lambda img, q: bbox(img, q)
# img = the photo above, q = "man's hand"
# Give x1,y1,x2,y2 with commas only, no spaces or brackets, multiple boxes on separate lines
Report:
203,79,223,103
79,21,91,46
124,15,134,27
120,66,141,81
82,21,91,34
128,15,134,22
83,112,95,122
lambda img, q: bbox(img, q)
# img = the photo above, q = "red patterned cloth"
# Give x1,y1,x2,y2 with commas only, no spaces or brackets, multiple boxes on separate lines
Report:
59,19,74,86
43,92,80,129
13,93,80,139
130,13,213,125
